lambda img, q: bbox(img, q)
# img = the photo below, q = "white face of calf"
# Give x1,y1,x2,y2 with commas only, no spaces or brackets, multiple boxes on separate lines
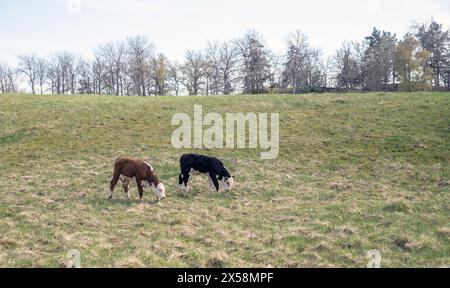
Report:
223,177,234,191
151,182,166,200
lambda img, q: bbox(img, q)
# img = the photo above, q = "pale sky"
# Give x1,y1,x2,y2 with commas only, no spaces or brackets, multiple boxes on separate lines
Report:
0,0,449,65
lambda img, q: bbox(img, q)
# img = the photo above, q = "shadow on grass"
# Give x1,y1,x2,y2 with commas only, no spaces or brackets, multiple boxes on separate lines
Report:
0,128,35,145
170,189,236,201
207,191,236,200
84,197,164,208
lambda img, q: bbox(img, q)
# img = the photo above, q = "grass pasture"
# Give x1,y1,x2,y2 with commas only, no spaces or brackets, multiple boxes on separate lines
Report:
0,92,449,267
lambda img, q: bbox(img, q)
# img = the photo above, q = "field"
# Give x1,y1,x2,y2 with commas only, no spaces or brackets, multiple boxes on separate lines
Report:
0,92,449,268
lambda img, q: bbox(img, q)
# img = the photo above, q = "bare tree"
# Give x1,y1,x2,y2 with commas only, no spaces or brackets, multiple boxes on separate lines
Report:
91,55,105,95
446,51,450,90
97,41,127,95
283,31,309,93
47,52,77,94
47,55,60,94
217,41,239,95
57,52,76,94
77,56,93,94
181,50,205,95
0,64,5,93
333,42,363,90
168,61,182,96
202,61,214,96
303,48,327,91
282,31,328,93
67,54,79,94
235,30,271,94
36,57,48,94
322,56,335,88
0,63,18,93
268,53,283,93
126,35,153,96
18,54,39,94
204,42,221,95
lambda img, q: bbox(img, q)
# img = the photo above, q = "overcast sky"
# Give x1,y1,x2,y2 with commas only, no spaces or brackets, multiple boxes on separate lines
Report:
1,0,449,65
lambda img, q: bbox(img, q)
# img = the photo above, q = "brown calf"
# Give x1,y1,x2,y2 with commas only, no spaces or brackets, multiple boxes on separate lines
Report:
109,157,166,201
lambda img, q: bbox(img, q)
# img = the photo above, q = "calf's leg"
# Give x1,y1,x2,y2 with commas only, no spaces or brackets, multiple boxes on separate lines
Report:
208,177,213,193
185,174,191,193
136,180,144,201
209,172,220,192
122,179,130,199
178,174,185,193
109,171,120,199
179,172,190,194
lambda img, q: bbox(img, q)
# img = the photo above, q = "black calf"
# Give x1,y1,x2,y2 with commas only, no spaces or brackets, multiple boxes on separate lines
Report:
178,154,234,193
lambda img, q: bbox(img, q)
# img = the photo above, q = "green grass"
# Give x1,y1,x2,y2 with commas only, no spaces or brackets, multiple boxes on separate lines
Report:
0,92,449,267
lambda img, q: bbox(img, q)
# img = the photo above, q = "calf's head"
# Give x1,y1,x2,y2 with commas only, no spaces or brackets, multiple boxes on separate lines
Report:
151,182,166,200
223,176,235,191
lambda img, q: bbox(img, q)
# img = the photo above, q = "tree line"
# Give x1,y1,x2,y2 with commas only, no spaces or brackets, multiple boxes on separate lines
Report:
1,20,449,96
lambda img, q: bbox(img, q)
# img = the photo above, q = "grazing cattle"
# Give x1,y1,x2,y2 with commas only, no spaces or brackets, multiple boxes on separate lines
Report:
178,154,234,194
109,157,166,201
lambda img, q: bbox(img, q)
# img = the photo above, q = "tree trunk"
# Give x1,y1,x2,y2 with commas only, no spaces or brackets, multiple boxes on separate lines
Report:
435,69,440,88
447,72,450,91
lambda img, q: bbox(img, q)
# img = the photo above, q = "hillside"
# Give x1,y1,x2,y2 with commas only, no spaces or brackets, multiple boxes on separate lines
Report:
0,92,449,267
